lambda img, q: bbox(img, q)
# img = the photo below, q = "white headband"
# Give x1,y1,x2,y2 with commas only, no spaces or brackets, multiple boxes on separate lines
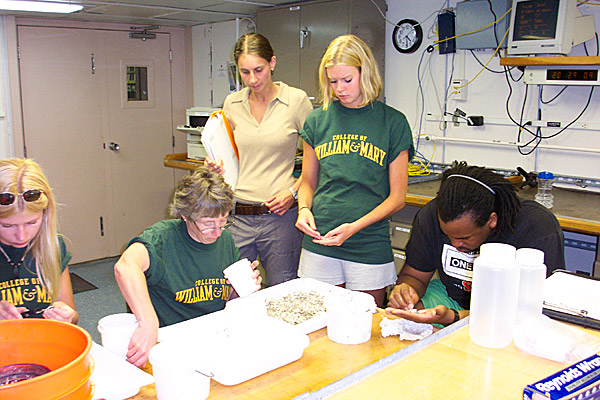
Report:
446,174,496,195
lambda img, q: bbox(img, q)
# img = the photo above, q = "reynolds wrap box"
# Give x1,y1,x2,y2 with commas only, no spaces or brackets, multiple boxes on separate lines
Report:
524,353,600,400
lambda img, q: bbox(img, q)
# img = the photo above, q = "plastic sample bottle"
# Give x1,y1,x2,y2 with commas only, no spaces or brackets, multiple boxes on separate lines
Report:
469,243,520,348
515,248,547,324
535,171,555,209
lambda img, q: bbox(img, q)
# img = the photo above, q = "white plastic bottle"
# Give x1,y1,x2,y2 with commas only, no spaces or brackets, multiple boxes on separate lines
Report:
469,243,520,348
535,171,554,209
515,248,547,324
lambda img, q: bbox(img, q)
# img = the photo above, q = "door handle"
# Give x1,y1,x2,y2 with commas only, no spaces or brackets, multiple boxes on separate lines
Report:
108,142,120,151
300,28,309,49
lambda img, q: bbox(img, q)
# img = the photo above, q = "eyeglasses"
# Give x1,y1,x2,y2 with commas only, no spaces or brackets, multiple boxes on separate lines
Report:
194,216,234,234
0,189,44,206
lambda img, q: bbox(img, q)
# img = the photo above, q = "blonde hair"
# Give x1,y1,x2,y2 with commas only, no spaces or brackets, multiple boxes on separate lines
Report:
0,159,61,300
318,35,383,110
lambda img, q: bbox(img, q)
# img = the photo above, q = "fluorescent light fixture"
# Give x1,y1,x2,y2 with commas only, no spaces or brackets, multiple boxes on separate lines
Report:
0,0,83,13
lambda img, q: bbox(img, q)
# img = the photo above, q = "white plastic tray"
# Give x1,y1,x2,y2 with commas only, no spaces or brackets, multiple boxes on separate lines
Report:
158,311,309,386
240,277,352,334
155,278,357,386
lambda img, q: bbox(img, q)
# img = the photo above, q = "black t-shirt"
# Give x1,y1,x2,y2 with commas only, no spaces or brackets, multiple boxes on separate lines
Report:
405,198,565,309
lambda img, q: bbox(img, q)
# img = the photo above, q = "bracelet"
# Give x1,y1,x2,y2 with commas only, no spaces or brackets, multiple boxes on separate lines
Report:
288,187,298,200
298,206,310,211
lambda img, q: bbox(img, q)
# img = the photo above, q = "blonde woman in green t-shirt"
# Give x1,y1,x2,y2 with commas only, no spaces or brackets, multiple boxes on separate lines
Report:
295,35,414,307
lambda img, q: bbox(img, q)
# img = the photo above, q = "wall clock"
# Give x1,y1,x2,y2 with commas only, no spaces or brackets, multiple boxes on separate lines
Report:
392,19,423,54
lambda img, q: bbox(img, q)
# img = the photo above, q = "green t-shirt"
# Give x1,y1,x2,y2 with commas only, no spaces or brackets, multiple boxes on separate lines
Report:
131,219,240,327
0,236,71,314
299,100,414,264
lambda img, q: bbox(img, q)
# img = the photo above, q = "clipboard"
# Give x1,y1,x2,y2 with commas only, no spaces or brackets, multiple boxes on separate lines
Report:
542,269,600,330
201,110,240,189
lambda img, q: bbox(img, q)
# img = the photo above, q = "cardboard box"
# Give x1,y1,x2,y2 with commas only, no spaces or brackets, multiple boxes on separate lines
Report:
523,353,600,399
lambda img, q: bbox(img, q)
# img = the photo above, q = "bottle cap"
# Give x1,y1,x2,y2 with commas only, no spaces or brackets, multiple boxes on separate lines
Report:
537,171,554,179
516,248,545,266
479,243,516,264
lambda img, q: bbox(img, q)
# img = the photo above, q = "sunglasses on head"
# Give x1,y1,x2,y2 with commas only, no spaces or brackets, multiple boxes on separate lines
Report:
0,189,44,206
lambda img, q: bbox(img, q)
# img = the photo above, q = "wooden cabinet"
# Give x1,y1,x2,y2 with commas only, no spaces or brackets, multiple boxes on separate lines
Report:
257,0,386,104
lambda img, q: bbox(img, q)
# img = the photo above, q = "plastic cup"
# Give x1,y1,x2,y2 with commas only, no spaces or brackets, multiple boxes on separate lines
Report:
326,291,376,345
223,258,260,297
149,342,210,400
97,313,138,359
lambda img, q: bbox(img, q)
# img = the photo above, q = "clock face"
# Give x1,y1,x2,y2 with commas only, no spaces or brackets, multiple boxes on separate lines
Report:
392,19,423,54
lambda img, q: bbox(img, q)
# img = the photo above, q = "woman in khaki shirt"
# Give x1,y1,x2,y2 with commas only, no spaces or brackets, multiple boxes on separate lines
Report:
205,33,313,287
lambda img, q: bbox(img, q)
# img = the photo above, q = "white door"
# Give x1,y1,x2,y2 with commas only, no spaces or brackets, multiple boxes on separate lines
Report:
103,30,175,253
17,26,176,263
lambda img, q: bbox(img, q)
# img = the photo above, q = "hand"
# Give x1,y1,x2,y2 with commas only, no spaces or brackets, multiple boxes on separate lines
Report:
203,156,224,175
43,301,77,323
388,283,420,310
0,301,25,320
126,319,159,368
265,190,295,216
295,208,322,240
385,304,454,325
250,260,262,288
313,223,357,246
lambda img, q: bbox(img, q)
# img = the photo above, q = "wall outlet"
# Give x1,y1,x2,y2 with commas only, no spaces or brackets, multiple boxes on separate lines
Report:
452,79,467,101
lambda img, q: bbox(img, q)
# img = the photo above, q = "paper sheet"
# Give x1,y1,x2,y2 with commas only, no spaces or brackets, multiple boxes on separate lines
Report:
201,112,239,189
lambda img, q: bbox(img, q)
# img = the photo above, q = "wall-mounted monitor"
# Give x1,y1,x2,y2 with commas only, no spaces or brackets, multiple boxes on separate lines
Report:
506,0,595,55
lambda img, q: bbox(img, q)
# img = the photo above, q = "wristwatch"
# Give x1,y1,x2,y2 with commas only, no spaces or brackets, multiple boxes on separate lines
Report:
288,187,298,200
449,309,460,325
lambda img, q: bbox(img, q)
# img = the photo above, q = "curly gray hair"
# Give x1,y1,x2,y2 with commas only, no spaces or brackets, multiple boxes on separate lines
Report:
169,167,234,220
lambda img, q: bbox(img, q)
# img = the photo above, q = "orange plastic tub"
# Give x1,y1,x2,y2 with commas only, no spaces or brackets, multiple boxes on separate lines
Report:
0,319,93,400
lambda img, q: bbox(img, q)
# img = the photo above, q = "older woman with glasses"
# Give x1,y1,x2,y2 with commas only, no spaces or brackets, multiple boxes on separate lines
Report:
0,158,78,323
114,166,260,367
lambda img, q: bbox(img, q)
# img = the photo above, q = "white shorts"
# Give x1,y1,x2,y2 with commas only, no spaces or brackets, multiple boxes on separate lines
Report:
298,249,397,291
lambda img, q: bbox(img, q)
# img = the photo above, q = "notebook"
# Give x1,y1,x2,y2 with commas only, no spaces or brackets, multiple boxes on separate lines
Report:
543,269,600,330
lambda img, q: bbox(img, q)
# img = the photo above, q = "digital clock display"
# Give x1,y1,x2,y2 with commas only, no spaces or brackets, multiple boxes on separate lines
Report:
546,69,599,81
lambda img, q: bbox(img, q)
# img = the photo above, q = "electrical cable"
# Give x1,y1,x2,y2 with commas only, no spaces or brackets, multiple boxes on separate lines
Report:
433,7,511,46
469,50,510,73
540,86,568,104
368,0,445,30
415,46,432,150
409,137,436,177
519,31,599,153
453,28,510,90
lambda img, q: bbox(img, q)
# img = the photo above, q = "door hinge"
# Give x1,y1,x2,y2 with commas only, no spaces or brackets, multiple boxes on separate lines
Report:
172,135,175,148
99,216,104,236
17,45,20,60
91,53,95,75
169,50,173,62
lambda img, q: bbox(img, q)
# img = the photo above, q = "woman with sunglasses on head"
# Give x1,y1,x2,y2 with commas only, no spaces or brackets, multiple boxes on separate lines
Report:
114,167,261,367
0,158,78,323
204,33,313,287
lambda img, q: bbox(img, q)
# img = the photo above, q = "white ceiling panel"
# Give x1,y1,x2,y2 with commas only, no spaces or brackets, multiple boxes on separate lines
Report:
0,0,309,27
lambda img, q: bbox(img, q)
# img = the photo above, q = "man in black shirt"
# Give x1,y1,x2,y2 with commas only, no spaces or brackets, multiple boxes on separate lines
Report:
387,162,565,326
